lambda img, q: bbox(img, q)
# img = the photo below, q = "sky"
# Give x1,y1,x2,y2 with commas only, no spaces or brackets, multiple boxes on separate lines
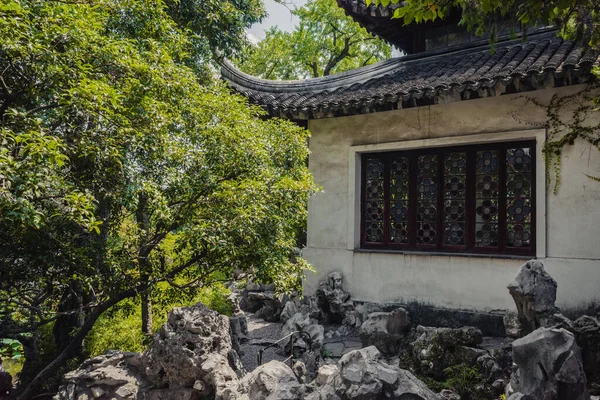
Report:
247,0,307,43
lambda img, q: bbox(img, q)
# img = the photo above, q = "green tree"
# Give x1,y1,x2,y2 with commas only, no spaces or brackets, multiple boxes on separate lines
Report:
0,0,316,398
369,0,598,48
237,0,391,80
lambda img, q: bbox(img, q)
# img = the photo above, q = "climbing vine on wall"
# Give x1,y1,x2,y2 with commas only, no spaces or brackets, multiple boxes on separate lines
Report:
513,79,600,193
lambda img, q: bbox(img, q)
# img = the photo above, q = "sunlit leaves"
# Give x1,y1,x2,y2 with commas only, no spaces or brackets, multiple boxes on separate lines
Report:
370,0,599,50
0,0,316,384
237,0,391,80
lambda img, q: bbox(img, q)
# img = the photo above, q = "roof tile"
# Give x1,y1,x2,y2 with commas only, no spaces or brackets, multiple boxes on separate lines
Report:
221,31,599,119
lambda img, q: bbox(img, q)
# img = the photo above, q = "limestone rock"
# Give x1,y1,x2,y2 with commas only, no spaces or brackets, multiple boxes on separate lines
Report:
359,308,410,355
54,352,144,400
311,346,440,400
439,389,461,400
200,353,240,399
242,360,303,400
280,312,311,350
304,324,325,349
507,260,560,335
572,315,600,386
230,314,248,356
281,301,299,323
503,311,522,338
411,325,484,379
55,304,251,400
315,272,354,324
142,303,233,388
507,327,589,400
293,360,307,383
316,364,339,386
249,291,283,322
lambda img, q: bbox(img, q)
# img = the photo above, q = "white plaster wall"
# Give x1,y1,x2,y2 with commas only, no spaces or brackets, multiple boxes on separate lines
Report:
303,85,600,312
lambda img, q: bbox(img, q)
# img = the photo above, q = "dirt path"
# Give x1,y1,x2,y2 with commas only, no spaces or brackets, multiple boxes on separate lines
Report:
239,313,287,372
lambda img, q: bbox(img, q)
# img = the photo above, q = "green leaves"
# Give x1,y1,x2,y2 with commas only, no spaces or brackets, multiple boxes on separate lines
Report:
236,0,391,79
0,0,316,388
0,339,24,361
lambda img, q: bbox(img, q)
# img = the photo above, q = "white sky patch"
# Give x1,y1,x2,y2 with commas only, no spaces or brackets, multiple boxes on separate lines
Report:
248,0,307,41
246,31,260,44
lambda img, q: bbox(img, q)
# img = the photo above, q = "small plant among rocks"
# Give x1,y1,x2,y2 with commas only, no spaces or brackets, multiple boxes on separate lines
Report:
442,363,482,399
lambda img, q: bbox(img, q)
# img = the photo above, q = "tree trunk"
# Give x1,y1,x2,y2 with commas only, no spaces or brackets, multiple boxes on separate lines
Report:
14,289,139,400
141,289,152,335
136,192,152,335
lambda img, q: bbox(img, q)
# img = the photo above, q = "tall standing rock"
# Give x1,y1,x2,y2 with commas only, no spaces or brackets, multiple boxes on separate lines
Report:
507,260,560,335
507,327,589,400
315,271,354,324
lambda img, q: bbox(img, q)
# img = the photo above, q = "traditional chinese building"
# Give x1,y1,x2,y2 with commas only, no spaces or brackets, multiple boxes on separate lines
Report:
222,0,600,313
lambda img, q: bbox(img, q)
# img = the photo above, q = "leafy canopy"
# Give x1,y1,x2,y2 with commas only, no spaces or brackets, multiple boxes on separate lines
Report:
367,0,599,48
237,0,391,79
0,0,316,396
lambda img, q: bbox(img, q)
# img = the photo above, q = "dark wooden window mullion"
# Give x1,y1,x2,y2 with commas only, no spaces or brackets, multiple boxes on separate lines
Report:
498,148,507,252
360,154,366,247
436,153,445,250
408,155,418,248
383,156,391,246
530,146,537,256
466,150,476,251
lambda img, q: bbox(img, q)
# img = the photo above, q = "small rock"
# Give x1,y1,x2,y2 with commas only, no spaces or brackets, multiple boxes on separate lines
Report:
439,389,461,400
293,361,307,383
242,360,303,400
281,301,298,323
316,364,339,386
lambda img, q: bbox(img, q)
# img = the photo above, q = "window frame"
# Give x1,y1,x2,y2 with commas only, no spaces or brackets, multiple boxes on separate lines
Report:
360,140,536,256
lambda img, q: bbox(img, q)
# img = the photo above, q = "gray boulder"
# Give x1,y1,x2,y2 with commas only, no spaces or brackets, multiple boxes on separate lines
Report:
411,325,484,379
249,292,283,322
281,301,299,323
315,272,354,324
572,315,600,386
304,324,325,349
142,303,234,387
54,352,145,400
359,308,410,355
280,312,311,350
310,346,440,400
507,327,589,400
56,304,243,400
241,360,303,400
507,260,560,335
316,364,339,386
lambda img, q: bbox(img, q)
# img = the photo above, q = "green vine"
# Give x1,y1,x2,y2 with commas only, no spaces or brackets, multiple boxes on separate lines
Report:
513,77,600,193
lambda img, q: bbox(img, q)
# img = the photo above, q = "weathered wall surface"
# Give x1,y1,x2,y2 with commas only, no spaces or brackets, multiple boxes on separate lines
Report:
303,84,600,312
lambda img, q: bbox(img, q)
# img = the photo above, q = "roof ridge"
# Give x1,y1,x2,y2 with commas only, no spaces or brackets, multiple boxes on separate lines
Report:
222,30,560,95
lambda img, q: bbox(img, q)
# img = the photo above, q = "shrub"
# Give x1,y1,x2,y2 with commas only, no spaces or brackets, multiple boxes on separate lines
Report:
85,283,232,357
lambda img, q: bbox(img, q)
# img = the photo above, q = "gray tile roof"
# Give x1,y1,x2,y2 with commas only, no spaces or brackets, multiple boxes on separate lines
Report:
222,31,599,120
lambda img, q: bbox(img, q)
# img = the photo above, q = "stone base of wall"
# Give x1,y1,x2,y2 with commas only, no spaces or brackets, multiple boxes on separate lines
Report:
358,301,506,337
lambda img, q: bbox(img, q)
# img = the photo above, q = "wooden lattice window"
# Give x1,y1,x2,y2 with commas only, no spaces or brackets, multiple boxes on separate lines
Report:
361,141,536,256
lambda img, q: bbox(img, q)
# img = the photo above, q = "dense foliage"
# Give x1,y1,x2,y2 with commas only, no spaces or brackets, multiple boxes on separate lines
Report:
0,0,316,397
237,0,391,79
369,0,599,48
